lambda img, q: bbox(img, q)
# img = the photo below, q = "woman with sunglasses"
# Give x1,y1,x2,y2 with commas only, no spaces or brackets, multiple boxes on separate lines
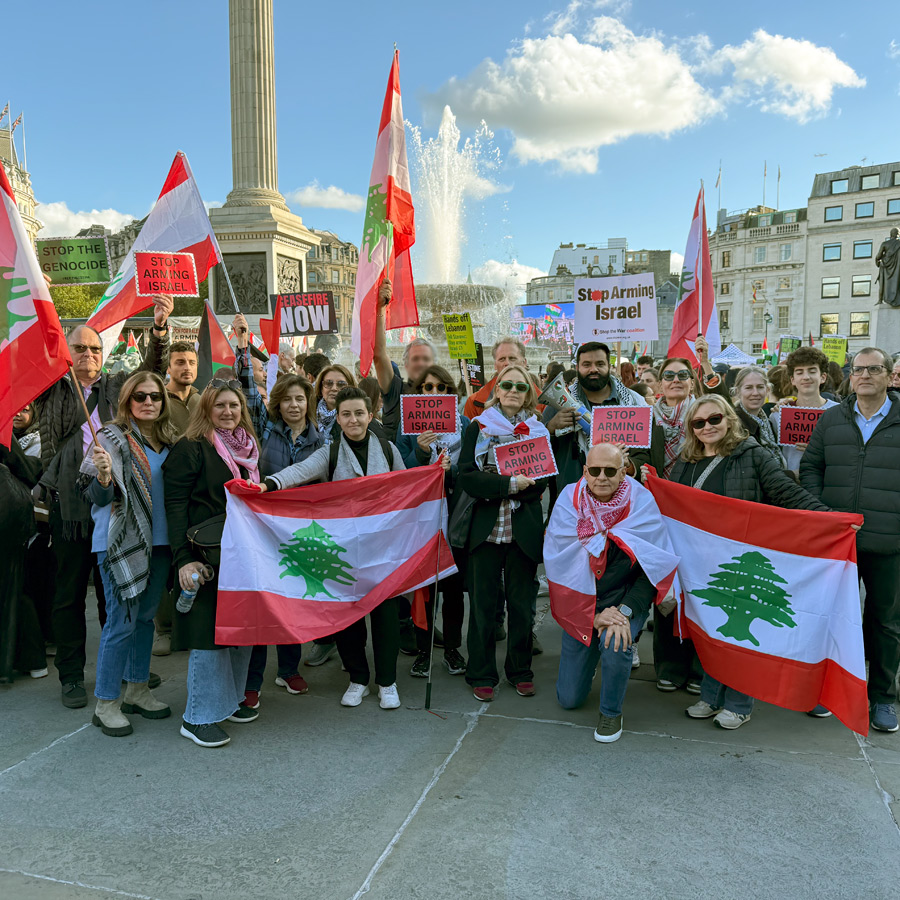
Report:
396,365,471,679
314,365,356,445
458,364,550,701
79,372,176,736
666,394,828,730
731,366,786,467
164,379,262,748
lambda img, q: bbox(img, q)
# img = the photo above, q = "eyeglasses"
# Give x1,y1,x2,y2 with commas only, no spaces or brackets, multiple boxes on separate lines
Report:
850,365,886,376
498,380,529,393
208,378,242,392
691,413,726,430
662,370,692,382
421,382,449,393
72,343,103,356
322,379,348,389
131,391,163,403
587,465,624,478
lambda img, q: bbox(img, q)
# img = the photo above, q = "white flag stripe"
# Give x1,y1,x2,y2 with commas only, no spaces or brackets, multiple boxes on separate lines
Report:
665,517,864,676
220,496,448,602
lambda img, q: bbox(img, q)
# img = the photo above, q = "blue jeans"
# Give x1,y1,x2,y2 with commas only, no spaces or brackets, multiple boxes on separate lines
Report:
700,674,754,716
246,643,303,692
94,548,171,700
184,646,253,725
556,611,647,717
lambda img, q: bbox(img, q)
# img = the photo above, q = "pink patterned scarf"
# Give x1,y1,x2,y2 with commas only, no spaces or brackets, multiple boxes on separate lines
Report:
212,426,260,483
576,477,632,548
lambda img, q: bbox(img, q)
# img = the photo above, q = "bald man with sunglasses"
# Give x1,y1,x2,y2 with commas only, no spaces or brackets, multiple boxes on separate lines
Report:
33,293,172,709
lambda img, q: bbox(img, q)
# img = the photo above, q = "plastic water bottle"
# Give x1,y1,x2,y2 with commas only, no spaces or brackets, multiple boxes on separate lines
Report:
176,572,201,614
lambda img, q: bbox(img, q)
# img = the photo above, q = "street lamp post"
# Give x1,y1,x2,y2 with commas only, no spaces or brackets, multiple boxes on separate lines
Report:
764,310,773,359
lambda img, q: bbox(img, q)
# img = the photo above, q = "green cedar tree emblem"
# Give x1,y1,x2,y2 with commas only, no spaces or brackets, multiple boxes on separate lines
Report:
278,521,356,599
0,264,36,346
693,551,797,647
361,183,393,263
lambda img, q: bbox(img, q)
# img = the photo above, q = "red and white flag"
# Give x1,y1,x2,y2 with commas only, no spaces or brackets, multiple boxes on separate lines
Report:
215,465,456,645
351,50,418,376
668,185,720,365
258,296,282,394
87,151,223,358
0,162,72,446
646,471,868,735
544,478,679,645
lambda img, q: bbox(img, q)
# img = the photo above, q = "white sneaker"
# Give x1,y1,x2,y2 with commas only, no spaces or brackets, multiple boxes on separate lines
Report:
631,648,640,670
340,682,370,707
685,700,722,719
537,574,550,597
378,683,401,710
714,709,751,730
29,667,49,679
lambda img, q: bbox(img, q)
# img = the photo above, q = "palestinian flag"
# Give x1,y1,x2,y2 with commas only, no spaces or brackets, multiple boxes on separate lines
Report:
646,471,868,735
216,465,456,645
197,300,235,388
112,333,126,355
125,331,140,355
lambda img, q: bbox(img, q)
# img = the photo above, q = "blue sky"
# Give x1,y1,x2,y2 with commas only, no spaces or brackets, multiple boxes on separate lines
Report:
5,0,899,291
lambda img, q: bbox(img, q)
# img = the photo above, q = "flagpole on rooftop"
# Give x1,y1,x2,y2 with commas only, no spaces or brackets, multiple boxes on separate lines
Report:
21,112,26,172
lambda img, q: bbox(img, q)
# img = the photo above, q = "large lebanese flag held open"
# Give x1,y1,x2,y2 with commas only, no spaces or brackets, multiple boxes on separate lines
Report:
667,185,720,365
87,151,223,358
216,465,456,645
645,470,868,735
351,50,418,376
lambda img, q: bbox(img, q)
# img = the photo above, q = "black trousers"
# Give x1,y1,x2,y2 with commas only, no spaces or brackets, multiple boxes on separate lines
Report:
246,643,303,692
336,596,400,687
50,510,106,685
859,551,900,704
23,530,55,643
465,541,536,688
416,569,466,653
652,606,703,685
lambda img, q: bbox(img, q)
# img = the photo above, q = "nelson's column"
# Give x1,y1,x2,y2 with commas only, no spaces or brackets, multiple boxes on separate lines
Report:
209,0,319,324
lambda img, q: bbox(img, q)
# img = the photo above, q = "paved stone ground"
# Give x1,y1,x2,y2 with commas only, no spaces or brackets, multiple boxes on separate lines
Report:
1,592,898,900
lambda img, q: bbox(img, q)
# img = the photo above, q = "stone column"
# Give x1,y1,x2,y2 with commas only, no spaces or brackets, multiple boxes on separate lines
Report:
224,0,289,209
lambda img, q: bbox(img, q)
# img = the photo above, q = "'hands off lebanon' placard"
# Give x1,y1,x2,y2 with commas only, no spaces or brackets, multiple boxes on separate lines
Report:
574,273,658,344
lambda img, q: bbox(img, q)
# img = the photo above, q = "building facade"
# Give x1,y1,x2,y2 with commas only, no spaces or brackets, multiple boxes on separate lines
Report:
0,129,41,244
305,229,358,339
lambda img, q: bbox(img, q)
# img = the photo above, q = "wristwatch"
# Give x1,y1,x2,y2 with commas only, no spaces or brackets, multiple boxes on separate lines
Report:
617,603,633,619
152,323,169,334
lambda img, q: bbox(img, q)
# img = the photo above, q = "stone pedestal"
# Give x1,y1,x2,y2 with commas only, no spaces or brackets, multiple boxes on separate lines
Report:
872,304,900,355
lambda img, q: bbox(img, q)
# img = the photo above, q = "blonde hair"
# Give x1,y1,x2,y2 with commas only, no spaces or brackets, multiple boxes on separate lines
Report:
486,364,538,414
680,395,747,463
185,383,259,444
113,372,177,446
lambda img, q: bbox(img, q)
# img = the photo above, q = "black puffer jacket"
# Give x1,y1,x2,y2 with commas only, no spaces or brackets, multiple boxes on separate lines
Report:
671,437,828,510
799,394,900,555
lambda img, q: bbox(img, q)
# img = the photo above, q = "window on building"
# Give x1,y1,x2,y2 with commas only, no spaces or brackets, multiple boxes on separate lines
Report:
821,277,840,298
752,279,765,292
784,212,797,224
853,241,873,259
565,290,572,300
758,215,772,226
894,171,900,186
752,307,764,330
722,250,732,267
593,255,599,264
855,202,875,218
778,276,791,291
754,246,766,264
331,269,339,283
719,282,731,295
751,343,763,355
824,206,843,221
308,247,316,259
861,174,880,190
719,309,730,331
548,290,554,300
780,243,792,261
823,243,841,261
852,275,872,297
850,312,870,336
888,199,900,215
820,313,839,336
308,271,317,283
831,179,849,194
582,256,587,265
777,306,790,330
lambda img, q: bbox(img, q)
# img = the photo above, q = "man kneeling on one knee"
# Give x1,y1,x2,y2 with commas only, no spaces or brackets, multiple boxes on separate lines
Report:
544,443,679,743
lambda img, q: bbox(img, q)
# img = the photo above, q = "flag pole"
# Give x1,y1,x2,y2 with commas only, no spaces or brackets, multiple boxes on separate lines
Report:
68,366,99,445
424,487,445,711
21,112,26,172
216,258,241,314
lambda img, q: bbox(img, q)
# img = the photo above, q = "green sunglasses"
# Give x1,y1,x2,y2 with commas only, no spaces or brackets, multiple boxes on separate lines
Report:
498,380,529,393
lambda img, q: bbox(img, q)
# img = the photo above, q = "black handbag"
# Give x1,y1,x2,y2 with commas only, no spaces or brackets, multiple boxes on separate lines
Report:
186,514,226,569
448,489,477,549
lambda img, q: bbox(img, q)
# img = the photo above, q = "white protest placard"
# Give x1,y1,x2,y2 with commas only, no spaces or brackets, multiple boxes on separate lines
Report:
574,273,658,344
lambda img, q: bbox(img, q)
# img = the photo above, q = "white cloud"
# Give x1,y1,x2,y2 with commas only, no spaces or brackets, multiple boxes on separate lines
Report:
709,30,865,123
670,252,684,275
286,180,365,213
36,201,135,237
425,21,863,172
889,39,900,60
425,17,719,173
472,259,547,297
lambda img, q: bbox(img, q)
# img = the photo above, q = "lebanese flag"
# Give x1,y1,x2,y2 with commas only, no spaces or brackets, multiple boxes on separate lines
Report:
668,185,720,365
258,295,282,394
351,50,418,376
87,151,224,358
645,470,868,735
0,161,72,446
215,465,456,645
196,300,235,387
544,477,679,646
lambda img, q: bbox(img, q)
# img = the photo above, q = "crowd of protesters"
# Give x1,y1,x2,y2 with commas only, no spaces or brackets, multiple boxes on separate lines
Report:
2,282,899,748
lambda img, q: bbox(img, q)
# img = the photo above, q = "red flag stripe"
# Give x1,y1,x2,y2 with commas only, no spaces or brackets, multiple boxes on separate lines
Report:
157,152,190,198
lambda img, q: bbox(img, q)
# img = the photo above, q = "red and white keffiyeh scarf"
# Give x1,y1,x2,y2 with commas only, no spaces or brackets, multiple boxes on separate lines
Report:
575,476,632,548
